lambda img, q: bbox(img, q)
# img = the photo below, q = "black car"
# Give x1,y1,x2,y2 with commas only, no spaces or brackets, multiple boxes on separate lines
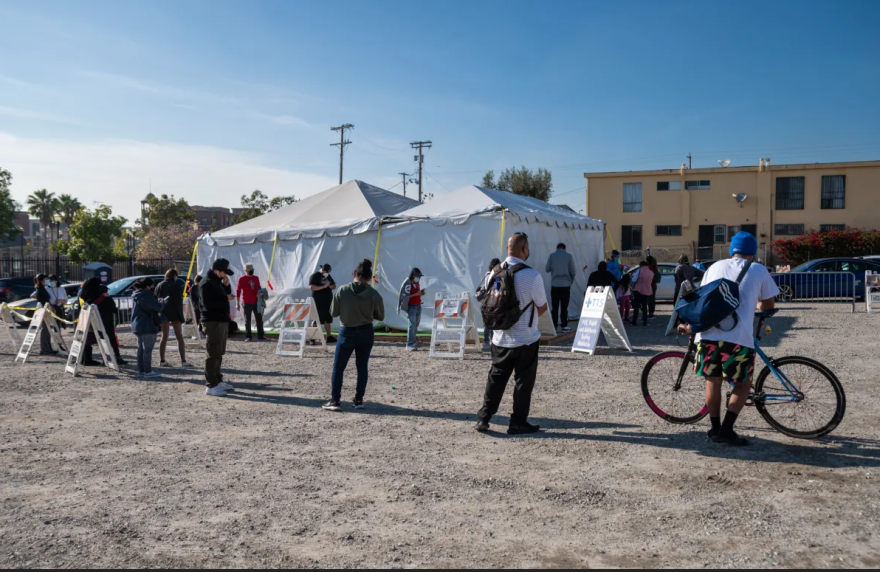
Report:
0,276,69,304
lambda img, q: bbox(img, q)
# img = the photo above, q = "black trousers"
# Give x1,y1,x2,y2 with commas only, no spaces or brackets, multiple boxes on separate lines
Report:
243,303,264,338
550,286,571,330
632,292,649,326
649,283,658,316
477,341,540,426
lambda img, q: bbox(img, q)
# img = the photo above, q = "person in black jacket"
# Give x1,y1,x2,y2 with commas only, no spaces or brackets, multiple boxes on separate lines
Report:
156,268,191,367
199,259,235,397
80,277,126,366
31,274,57,356
586,261,620,291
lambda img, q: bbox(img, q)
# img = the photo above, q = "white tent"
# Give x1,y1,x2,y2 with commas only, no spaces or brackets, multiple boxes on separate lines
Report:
196,183,605,333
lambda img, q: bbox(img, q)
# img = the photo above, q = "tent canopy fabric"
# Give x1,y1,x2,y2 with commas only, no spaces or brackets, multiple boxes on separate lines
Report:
399,185,601,229
209,180,420,245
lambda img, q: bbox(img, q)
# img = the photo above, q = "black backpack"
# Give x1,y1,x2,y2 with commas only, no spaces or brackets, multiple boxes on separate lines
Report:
480,263,534,330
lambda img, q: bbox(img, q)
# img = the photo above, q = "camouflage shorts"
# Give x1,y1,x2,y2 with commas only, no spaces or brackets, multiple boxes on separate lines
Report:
694,340,756,384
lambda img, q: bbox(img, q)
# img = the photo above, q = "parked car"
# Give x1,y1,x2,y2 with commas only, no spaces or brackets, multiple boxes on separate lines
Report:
0,276,70,304
626,263,703,301
7,284,80,324
66,275,186,323
772,258,880,302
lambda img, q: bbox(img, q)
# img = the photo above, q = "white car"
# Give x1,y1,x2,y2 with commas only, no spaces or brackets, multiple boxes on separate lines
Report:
626,263,701,302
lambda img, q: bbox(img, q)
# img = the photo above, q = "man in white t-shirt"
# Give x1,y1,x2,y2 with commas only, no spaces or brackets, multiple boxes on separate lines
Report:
687,232,780,447
476,232,549,436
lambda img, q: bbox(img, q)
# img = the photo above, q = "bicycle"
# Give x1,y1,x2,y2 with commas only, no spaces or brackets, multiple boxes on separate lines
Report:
641,309,846,439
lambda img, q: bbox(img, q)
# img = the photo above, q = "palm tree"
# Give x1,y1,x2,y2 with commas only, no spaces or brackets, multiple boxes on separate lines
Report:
26,189,59,246
57,194,83,240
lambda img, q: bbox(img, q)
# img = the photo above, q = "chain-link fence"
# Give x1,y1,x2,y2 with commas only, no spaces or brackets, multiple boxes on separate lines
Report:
618,243,779,267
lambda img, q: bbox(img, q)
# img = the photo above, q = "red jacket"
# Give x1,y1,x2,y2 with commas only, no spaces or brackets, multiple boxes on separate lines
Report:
237,274,262,305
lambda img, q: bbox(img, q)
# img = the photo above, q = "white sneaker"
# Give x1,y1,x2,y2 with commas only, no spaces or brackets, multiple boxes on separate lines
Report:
181,361,193,367
562,327,572,333
218,381,235,391
206,386,227,397
405,346,417,352
159,361,170,367
144,371,161,378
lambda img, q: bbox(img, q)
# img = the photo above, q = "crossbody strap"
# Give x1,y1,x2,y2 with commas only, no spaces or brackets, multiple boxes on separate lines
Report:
735,261,753,285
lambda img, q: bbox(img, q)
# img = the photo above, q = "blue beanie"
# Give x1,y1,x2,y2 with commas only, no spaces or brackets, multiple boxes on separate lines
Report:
730,231,758,257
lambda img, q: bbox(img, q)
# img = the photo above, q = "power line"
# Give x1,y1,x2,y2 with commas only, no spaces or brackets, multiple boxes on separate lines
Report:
410,140,432,202
352,127,409,152
424,171,452,193
330,123,354,184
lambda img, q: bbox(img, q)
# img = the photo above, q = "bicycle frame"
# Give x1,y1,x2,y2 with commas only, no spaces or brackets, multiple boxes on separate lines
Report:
676,315,803,405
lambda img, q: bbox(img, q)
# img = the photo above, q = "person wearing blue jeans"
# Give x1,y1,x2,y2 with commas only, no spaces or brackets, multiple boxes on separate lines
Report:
323,259,385,411
131,277,166,378
398,268,426,351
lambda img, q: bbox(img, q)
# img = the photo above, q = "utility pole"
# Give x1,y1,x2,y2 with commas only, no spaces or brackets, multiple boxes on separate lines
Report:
398,172,411,197
410,140,432,202
687,153,692,169
330,124,354,184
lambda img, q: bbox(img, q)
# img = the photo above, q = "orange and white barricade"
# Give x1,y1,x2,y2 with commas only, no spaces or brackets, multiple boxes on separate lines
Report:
429,292,480,360
276,298,327,357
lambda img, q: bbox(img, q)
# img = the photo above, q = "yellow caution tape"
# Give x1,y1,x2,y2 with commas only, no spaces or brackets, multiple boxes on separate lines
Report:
372,218,384,284
183,239,199,299
604,224,617,258
267,234,279,290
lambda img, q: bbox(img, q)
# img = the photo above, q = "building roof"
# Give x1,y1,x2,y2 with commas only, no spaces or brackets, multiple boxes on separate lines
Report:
583,159,880,179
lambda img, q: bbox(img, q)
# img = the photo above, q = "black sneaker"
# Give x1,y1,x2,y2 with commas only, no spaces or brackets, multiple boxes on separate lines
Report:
322,400,342,412
475,421,490,433
83,359,102,367
115,357,128,366
352,399,364,410
507,422,541,435
711,431,749,447
707,427,720,440
327,336,337,344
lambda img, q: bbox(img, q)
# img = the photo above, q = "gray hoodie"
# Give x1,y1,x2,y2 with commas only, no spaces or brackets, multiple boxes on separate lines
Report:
545,250,576,288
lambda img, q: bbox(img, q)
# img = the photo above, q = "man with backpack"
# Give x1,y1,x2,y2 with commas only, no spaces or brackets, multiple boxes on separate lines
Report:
679,232,779,446
475,232,549,436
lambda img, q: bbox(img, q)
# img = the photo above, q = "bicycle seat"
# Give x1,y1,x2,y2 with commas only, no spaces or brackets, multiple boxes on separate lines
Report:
755,309,779,319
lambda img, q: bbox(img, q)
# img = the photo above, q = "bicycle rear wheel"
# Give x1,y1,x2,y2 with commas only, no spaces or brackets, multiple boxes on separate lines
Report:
754,356,846,439
641,351,708,424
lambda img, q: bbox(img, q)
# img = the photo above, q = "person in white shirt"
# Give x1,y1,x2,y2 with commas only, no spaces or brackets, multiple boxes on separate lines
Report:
682,232,780,447
475,232,549,436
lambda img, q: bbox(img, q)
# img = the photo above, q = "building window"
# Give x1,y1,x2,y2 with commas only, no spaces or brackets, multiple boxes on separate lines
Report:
201,217,208,225
728,225,741,241
623,183,642,212
714,225,726,244
621,225,643,251
655,225,682,236
656,181,681,191
821,175,845,209
776,177,805,210
685,180,711,190
775,224,805,236
820,224,846,233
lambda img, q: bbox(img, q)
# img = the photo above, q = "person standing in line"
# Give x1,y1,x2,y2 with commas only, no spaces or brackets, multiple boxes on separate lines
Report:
309,263,337,344
200,259,236,397
476,258,502,351
31,274,57,356
693,259,707,273
236,263,267,342
475,232,549,436
131,278,165,378
681,232,779,446
606,250,624,281
156,269,192,367
322,259,385,412
544,243,576,333
397,268,426,352
79,277,126,366
616,271,632,322
586,261,620,291
46,275,68,329
673,254,703,302
647,255,661,319
630,261,655,326
188,275,204,338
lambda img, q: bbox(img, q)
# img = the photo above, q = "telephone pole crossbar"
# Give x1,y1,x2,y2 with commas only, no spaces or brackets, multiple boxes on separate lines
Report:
410,140,432,202
331,124,354,184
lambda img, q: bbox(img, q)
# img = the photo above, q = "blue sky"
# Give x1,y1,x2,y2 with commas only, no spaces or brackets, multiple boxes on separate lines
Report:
1,0,878,222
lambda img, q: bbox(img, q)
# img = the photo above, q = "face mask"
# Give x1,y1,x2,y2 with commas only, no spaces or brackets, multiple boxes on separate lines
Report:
413,277,420,283
322,272,329,277
247,269,254,275
46,281,54,287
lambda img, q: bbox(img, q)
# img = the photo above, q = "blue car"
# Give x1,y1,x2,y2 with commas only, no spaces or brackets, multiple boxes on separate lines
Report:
772,258,880,302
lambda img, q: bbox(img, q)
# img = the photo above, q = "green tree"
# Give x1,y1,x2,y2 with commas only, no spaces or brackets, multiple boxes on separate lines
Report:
234,190,298,223
480,166,553,202
52,205,128,263
0,166,19,240
57,194,84,227
139,194,195,228
135,222,201,262
27,189,60,243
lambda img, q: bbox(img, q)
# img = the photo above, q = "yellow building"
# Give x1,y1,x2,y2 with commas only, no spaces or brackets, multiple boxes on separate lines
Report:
584,159,880,262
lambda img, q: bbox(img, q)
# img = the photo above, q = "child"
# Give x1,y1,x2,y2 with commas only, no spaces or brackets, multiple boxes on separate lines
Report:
616,269,632,321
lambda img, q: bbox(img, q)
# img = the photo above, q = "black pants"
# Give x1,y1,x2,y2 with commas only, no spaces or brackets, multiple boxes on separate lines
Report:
649,283,658,317
550,286,571,330
632,292,649,326
243,303,264,339
477,341,540,426
204,321,229,387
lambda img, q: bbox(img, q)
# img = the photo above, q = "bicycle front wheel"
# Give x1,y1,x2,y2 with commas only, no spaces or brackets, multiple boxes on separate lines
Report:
641,351,708,424
754,356,846,439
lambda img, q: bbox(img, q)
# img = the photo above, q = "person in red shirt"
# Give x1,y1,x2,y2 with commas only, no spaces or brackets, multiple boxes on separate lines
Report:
236,263,266,341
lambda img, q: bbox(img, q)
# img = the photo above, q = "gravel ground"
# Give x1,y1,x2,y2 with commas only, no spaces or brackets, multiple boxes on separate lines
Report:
1,303,878,569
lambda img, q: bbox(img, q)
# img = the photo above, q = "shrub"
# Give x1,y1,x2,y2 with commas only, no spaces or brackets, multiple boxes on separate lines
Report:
772,228,880,265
